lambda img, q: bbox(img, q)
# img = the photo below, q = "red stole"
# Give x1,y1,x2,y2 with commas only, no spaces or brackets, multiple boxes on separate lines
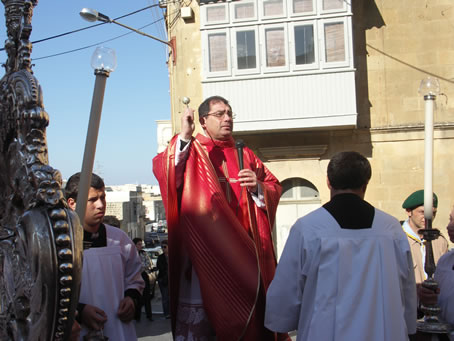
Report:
153,134,286,341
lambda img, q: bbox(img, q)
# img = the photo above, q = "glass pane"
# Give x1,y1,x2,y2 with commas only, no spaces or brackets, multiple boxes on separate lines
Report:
281,186,294,199
236,31,256,69
265,28,285,67
324,22,345,62
294,25,315,65
323,0,343,11
206,5,226,22
299,185,319,198
263,0,283,16
235,3,255,20
208,33,227,72
293,0,313,13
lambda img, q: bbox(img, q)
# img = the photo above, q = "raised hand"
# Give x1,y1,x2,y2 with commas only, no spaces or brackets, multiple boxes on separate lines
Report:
180,107,195,141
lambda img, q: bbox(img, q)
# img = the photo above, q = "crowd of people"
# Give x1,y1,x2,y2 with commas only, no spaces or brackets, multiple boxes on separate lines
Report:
68,95,453,340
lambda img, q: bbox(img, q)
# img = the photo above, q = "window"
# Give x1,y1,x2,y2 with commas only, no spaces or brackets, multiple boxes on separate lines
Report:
322,0,344,11
204,29,231,77
291,0,314,15
265,27,286,67
205,4,228,24
261,24,289,72
320,17,350,68
236,30,257,70
324,22,344,62
232,0,257,22
201,0,352,79
293,23,316,66
281,178,319,200
208,33,228,72
262,0,286,18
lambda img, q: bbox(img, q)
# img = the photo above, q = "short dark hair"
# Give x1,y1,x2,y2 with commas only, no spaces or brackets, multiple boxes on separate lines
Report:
198,95,231,119
327,151,371,190
65,172,105,201
133,237,143,245
161,239,168,246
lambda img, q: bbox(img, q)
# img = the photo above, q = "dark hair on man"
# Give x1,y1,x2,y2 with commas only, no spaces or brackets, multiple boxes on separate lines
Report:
198,95,231,119
133,237,143,245
161,239,168,246
65,172,105,202
327,151,371,190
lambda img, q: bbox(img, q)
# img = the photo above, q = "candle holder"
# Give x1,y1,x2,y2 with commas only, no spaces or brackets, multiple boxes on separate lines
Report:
416,77,451,336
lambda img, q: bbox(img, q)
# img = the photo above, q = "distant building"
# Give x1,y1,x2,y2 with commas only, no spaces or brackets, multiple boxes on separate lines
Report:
105,185,146,239
157,120,173,153
142,192,166,222
104,184,166,239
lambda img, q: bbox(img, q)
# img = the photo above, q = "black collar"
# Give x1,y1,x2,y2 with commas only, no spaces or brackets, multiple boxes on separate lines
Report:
323,193,375,229
83,223,107,249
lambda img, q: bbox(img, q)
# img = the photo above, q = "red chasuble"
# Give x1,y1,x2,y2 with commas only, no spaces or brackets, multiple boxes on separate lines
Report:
153,134,287,341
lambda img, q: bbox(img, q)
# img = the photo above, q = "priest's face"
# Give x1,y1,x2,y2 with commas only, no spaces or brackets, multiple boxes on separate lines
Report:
201,101,234,141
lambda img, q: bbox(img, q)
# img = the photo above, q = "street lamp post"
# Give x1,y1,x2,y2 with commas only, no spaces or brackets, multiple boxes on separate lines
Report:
79,8,175,64
416,77,451,336
75,47,117,224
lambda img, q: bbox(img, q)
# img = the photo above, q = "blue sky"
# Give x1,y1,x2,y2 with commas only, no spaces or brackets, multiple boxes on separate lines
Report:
0,1,170,185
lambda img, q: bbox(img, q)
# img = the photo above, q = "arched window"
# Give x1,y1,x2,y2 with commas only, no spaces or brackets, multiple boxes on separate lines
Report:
280,177,319,201
275,177,321,260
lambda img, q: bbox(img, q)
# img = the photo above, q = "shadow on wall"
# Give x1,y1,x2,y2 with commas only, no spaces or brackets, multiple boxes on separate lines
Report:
353,0,386,131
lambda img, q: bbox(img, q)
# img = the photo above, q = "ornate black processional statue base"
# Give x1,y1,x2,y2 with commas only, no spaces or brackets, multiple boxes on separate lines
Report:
0,0,82,340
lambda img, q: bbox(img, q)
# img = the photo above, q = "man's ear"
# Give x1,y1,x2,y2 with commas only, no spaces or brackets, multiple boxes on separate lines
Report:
67,198,76,211
199,116,206,129
406,208,412,218
326,176,332,190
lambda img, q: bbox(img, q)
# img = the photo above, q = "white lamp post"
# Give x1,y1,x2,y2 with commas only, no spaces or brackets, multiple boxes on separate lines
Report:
75,47,117,224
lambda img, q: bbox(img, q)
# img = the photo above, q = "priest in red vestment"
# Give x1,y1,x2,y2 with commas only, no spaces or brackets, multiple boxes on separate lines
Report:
153,96,288,341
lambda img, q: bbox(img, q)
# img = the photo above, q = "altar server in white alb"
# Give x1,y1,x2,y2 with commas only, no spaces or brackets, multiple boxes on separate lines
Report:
66,172,144,341
265,151,417,341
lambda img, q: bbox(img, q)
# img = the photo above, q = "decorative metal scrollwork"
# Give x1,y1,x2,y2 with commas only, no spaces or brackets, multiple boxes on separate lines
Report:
0,0,82,340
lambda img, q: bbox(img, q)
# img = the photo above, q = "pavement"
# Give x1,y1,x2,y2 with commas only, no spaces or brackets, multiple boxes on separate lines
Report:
136,290,297,340
136,291,172,341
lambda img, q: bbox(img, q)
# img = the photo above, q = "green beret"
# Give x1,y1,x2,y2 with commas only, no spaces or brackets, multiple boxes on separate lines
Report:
402,189,438,210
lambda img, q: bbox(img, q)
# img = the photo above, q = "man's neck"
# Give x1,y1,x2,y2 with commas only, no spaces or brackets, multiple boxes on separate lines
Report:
408,220,421,235
84,223,101,234
330,188,365,200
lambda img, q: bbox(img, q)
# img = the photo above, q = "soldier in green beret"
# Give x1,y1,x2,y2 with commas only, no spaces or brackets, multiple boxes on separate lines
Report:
402,189,449,285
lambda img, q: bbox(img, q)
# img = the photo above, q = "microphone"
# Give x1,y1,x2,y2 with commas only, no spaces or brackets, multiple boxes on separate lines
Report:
235,139,245,170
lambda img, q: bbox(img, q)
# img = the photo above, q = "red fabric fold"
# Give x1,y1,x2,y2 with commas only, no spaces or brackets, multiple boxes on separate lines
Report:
153,134,287,341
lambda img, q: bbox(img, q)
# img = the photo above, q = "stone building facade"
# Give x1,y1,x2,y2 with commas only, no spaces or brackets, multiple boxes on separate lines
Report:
161,0,454,256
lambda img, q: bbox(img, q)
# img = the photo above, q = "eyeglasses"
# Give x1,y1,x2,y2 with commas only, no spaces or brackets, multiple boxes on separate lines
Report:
206,111,236,120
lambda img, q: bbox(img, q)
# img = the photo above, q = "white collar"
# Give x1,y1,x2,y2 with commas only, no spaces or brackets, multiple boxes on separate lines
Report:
402,219,422,242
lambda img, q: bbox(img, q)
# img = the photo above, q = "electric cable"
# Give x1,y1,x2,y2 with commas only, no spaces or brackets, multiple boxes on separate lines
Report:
0,4,161,52
32,18,166,61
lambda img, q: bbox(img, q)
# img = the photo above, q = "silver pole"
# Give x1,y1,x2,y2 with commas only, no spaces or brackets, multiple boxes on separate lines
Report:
75,69,110,223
